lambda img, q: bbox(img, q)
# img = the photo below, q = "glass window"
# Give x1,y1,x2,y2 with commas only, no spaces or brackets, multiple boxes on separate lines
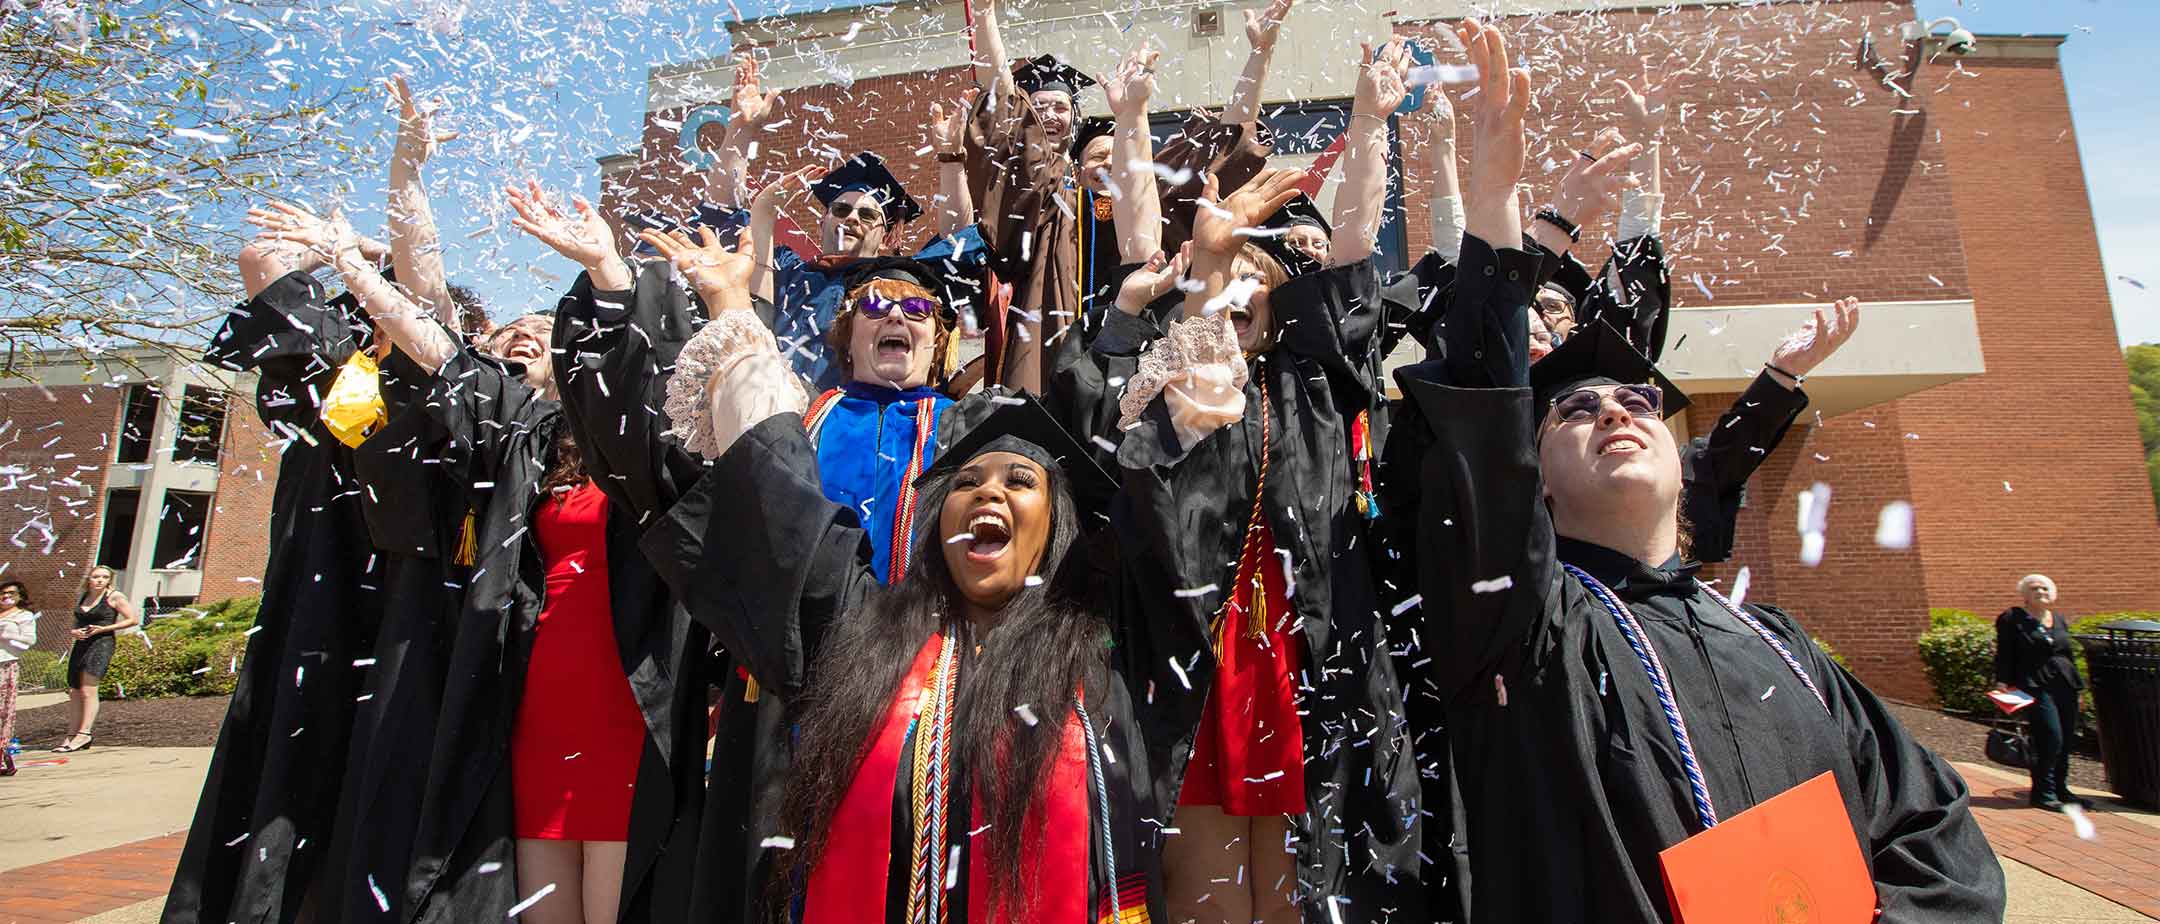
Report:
115,385,160,464
97,488,142,570
173,387,226,465
152,490,211,571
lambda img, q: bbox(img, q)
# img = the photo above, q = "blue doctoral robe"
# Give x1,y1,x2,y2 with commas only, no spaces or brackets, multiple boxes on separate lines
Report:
809,380,954,582
773,226,988,389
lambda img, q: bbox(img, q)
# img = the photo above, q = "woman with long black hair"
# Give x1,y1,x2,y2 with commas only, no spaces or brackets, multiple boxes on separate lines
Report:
640,228,1184,922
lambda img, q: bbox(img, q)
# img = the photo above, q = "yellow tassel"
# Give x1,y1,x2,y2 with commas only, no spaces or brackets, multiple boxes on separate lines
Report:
742,673,760,703
1245,573,1267,642
453,508,478,567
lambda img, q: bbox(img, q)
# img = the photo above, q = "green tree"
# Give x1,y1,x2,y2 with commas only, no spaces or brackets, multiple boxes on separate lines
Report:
0,0,357,371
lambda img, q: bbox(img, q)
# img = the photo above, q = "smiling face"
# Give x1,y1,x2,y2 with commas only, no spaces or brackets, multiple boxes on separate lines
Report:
1284,224,1330,265
821,189,889,257
1229,246,1288,354
486,314,555,391
1078,134,1115,195
1538,383,1682,527
2020,575,2058,609
1030,89,1075,144
842,280,942,389
938,451,1054,611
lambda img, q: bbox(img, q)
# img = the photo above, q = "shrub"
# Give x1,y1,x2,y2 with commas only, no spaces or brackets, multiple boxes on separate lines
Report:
1918,612,1996,714
1810,635,1848,668
16,649,66,690
97,595,260,699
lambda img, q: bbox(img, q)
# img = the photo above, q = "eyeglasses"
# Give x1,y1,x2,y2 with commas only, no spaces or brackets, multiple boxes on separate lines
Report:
829,201,886,223
854,295,939,321
1550,384,1662,423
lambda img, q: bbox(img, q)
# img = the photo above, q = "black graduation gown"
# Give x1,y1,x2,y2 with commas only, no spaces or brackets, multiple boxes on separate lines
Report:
549,263,742,924
1381,235,2005,924
640,412,1168,923
1070,259,1425,919
1549,233,1672,361
163,272,383,924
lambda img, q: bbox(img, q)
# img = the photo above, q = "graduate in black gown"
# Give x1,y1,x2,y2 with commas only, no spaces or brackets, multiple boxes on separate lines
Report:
636,228,1185,922
1380,21,2005,923
162,238,395,924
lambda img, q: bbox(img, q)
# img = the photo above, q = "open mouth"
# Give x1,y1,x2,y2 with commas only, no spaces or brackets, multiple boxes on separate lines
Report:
965,511,1012,563
876,329,912,362
1229,306,1253,339
1598,433,1647,456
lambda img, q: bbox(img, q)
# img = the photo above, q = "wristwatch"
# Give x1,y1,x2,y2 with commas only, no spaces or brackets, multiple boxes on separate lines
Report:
1534,207,1580,242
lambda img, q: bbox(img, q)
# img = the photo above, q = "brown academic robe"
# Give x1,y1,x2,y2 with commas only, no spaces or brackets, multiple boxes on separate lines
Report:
966,86,1267,392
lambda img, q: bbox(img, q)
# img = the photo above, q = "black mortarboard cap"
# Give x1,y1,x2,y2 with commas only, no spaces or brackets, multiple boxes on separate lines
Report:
840,256,960,326
1529,319,1690,419
809,152,922,225
1250,193,1332,277
1012,54,1097,100
921,391,1117,519
1068,115,1115,160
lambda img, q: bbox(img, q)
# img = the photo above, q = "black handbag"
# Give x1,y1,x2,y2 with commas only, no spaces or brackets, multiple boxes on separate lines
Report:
1986,723,2031,769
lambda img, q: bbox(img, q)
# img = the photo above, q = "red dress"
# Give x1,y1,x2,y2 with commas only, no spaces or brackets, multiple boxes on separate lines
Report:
1178,517,1308,816
511,481,646,840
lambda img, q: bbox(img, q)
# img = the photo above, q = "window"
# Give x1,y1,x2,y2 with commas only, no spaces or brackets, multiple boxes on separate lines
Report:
152,490,210,571
97,488,142,570
115,385,160,464
173,387,226,465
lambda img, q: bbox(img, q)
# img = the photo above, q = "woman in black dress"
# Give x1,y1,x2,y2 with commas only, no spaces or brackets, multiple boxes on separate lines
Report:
56,565,140,752
1994,574,2091,811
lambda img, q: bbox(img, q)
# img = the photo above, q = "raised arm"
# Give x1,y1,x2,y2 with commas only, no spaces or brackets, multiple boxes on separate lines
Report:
710,55,784,210
1102,43,1163,261
1178,168,1303,322
1223,0,1290,126
747,165,819,305
1683,298,1859,564
1332,37,1410,267
969,0,1017,101
928,94,978,237
506,179,633,292
385,76,459,325
249,202,460,373
1413,79,1465,262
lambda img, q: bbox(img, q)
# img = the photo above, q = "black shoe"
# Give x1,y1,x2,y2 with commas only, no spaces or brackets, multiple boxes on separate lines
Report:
2062,793,2096,810
2032,798,2066,812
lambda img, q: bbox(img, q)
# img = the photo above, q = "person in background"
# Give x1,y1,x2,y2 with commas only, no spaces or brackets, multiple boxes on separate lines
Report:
55,566,139,752
0,580,35,776
1994,574,2092,812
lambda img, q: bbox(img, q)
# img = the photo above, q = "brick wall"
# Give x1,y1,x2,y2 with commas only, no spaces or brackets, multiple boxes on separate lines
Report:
0,383,121,654
197,388,280,606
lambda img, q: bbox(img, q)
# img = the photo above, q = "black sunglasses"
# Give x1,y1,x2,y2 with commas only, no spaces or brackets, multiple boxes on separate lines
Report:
829,201,886,223
855,295,939,321
1550,383,1662,423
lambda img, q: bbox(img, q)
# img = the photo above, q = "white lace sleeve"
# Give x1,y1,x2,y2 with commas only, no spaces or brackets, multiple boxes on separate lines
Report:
1429,194,1467,262
663,310,809,459
1117,314,1248,451
1619,190,1665,240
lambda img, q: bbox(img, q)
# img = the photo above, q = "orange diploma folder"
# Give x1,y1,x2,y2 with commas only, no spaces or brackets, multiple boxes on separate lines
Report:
1659,771,1876,924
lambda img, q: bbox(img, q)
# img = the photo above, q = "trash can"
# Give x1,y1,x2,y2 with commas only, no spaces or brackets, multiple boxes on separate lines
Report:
2076,619,2160,809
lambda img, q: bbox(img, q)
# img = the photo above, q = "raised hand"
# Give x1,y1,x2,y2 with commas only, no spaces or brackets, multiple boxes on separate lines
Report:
1354,37,1412,120
639,226,757,316
1552,129,1644,230
1243,0,1291,51
1455,18,1532,242
927,91,976,157
1614,58,1683,141
247,201,356,261
1769,296,1861,380
389,75,457,167
751,163,820,213
1190,168,1304,257
1116,245,1190,316
505,179,620,271
1102,42,1159,120
731,55,784,132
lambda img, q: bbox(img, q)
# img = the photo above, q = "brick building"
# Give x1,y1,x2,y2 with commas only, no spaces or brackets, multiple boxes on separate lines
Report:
0,349,278,654
596,0,2160,701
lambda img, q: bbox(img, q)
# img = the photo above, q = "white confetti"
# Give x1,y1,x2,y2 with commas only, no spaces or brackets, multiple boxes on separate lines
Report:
506,883,556,918
1469,575,1513,594
1875,501,1914,549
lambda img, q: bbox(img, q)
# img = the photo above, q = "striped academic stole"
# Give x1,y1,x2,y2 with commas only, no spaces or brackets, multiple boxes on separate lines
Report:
803,388,939,583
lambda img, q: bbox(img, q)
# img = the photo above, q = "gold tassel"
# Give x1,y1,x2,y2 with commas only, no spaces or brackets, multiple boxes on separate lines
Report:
742,673,760,703
453,508,478,567
1246,572,1268,641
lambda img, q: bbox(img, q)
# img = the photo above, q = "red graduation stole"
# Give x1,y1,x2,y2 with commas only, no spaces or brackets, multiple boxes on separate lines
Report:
803,631,1093,924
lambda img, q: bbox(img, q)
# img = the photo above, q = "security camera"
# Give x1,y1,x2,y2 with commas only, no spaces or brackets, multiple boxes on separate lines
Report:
1941,27,1977,56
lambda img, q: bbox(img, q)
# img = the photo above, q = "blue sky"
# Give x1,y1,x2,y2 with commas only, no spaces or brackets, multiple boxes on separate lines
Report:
305,0,2158,344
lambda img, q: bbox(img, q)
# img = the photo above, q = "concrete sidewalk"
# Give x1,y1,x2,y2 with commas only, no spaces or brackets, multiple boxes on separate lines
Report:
1,746,209,872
